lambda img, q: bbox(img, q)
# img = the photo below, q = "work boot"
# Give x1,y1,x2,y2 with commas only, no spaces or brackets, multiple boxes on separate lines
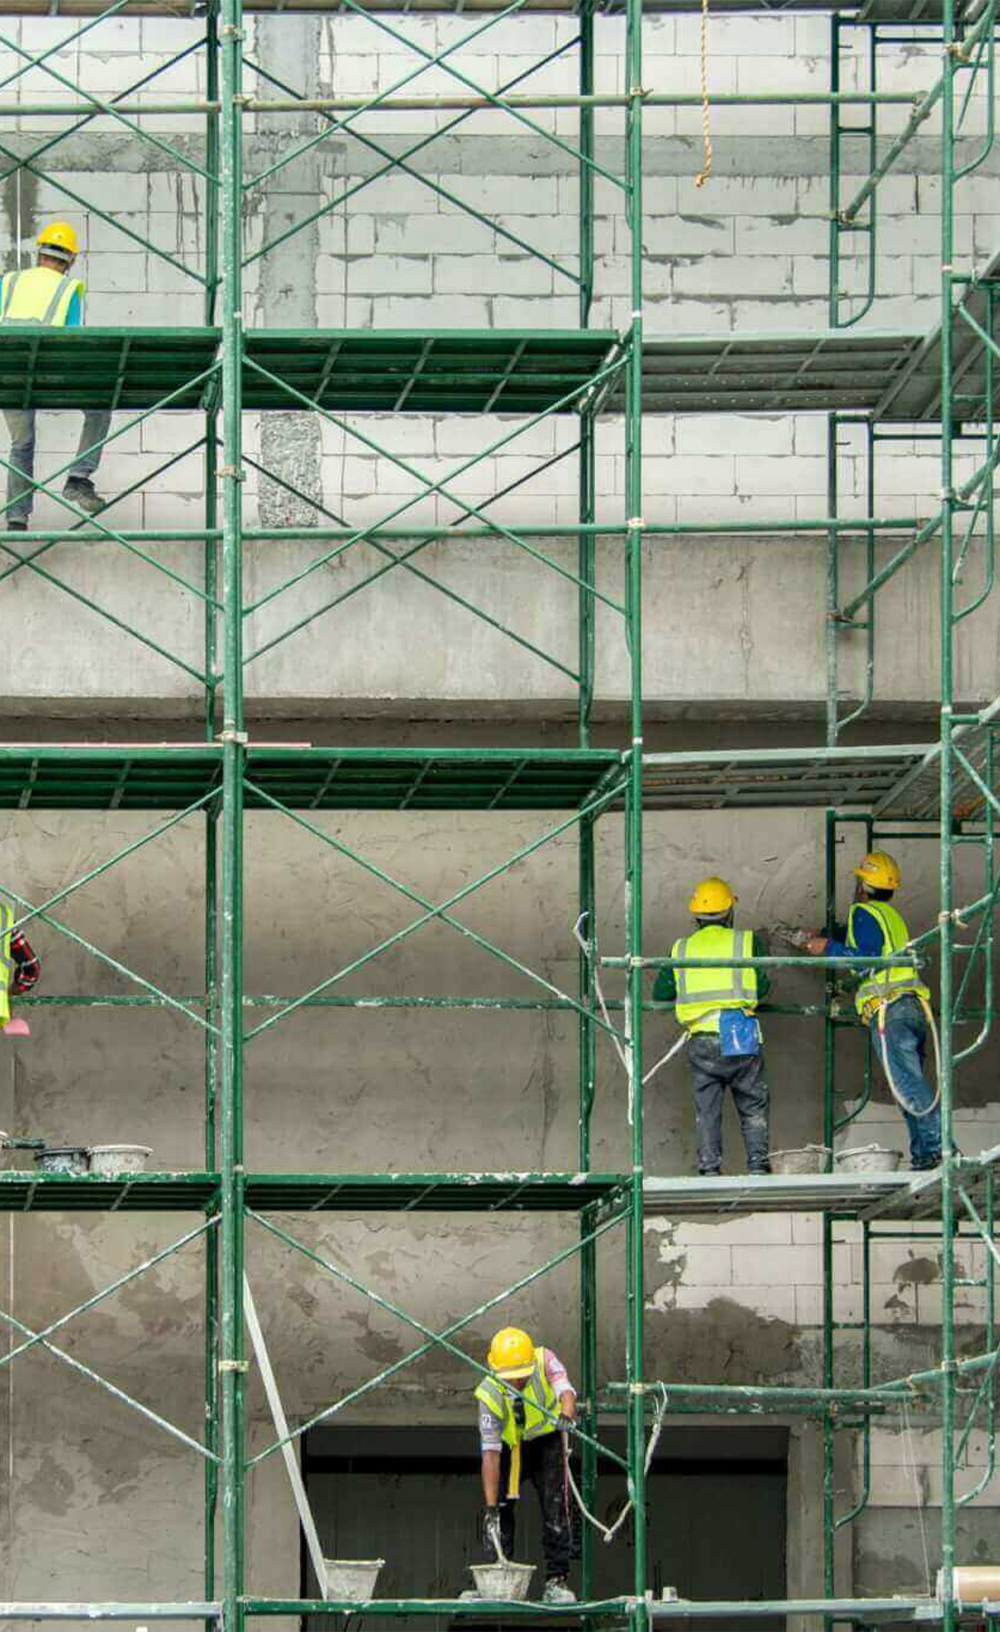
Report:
63,476,105,515
542,1579,576,1605
458,1590,481,1601
7,519,26,530
698,1167,721,1177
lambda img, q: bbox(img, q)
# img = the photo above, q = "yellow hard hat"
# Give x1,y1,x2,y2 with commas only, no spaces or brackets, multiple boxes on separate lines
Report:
854,850,901,892
487,1326,535,1379
37,221,79,261
688,876,736,916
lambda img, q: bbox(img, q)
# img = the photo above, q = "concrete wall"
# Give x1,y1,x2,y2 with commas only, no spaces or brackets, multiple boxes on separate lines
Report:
0,5,996,1620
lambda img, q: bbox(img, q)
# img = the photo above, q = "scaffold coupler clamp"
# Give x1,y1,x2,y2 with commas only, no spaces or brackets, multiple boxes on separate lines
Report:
218,728,248,745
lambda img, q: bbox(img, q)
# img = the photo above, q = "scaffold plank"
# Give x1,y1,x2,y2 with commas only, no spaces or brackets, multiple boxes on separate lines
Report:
0,1170,217,1211
641,746,931,810
246,1172,627,1211
618,332,922,416
243,331,617,413
643,1172,915,1218
0,331,615,414
0,0,975,14
0,746,622,811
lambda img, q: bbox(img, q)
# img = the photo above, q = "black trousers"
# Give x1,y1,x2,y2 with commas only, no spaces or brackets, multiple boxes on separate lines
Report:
688,1033,770,1174
493,1433,572,1580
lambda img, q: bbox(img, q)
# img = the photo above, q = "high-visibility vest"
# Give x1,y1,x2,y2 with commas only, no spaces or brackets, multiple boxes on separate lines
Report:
0,902,12,1026
474,1347,559,1447
0,267,84,328
671,924,758,1035
848,900,930,1018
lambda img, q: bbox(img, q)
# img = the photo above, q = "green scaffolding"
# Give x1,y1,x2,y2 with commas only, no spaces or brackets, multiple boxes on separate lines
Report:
0,0,997,1626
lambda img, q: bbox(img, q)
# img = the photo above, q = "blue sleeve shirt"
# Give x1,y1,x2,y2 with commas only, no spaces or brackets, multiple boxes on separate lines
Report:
824,903,885,960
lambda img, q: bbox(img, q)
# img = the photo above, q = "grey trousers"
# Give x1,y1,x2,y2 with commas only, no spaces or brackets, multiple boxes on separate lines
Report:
688,1032,770,1175
4,408,111,522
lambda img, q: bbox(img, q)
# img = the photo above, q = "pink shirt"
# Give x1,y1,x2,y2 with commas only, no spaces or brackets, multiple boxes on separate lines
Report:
478,1348,576,1452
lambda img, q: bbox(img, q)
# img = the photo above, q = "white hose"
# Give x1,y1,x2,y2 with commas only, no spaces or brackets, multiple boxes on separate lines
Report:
572,915,689,1109
876,993,942,1119
573,912,629,1076
565,1384,669,1545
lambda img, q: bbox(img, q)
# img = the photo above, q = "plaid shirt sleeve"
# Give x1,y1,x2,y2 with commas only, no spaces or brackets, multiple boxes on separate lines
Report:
10,932,40,994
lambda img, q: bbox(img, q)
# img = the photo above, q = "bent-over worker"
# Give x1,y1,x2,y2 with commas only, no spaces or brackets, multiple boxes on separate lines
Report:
1,901,40,1036
654,875,771,1176
471,1326,577,1604
801,850,941,1172
1,222,111,529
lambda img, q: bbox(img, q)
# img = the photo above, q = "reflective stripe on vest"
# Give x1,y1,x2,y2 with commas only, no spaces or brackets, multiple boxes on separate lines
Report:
474,1347,558,1446
0,267,83,328
848,900,930,1017
672,925,757,1034
0,901,12,1026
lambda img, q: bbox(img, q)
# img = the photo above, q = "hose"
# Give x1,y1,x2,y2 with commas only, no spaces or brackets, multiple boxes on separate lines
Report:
876,992,942,1119
564,1385,669,1545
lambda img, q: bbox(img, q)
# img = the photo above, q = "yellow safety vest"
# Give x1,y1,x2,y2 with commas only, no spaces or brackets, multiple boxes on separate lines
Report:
0,901,12,1026
671,925,758,1035
848,901,930,1019
0,267,84,328
474,1347,559,1448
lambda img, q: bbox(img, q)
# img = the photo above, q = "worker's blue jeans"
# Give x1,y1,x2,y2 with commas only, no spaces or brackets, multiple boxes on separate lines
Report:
688,1033,770,1175
869,993,942,1170
4,407,111,522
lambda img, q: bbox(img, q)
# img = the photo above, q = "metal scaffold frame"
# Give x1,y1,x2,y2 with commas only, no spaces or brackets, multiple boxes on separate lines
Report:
0,0,998,1624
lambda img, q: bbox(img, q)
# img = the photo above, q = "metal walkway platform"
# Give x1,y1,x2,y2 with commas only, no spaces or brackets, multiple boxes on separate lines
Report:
643,1172,916,1219
0,745,623,813
0,1170,627,1213
0,330,617,416
0,0,979,16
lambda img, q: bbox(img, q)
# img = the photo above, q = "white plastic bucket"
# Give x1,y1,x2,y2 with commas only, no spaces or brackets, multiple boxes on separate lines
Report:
770,1146,831,1175
89,1144,152,1178
323,1560,384,1601
35,1147,89,1176
835,1144,903,1174
470,1563,535,1601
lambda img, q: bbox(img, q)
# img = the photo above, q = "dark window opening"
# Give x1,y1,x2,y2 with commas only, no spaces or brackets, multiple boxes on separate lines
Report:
301,1425,787,1632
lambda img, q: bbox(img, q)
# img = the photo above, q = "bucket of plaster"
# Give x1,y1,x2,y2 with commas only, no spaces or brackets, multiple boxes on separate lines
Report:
770,1145,831,1175
469,1563,535,1601
35,1146,90,1176
835,1143,903,1174
89,1144,153,1178
323,1560,384,1601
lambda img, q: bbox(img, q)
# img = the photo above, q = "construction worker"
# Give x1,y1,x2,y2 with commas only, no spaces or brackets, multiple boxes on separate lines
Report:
801,850,942,1171
1,901,40,1036
0,222,111,530
471,1326,577,1604
653,876,771,1176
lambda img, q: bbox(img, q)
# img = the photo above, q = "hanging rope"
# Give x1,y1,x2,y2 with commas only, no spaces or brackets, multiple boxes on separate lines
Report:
876,993,942,1120
902,1397,932,1595
694,0,713,189
573,912,630,1079
564,1384,669,1545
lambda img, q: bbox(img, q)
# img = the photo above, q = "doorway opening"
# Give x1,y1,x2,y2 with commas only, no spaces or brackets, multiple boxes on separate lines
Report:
302,1423,787,1631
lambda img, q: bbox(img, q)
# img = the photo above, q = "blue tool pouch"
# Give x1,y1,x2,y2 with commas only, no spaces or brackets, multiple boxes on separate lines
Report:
718,1009,761,1057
